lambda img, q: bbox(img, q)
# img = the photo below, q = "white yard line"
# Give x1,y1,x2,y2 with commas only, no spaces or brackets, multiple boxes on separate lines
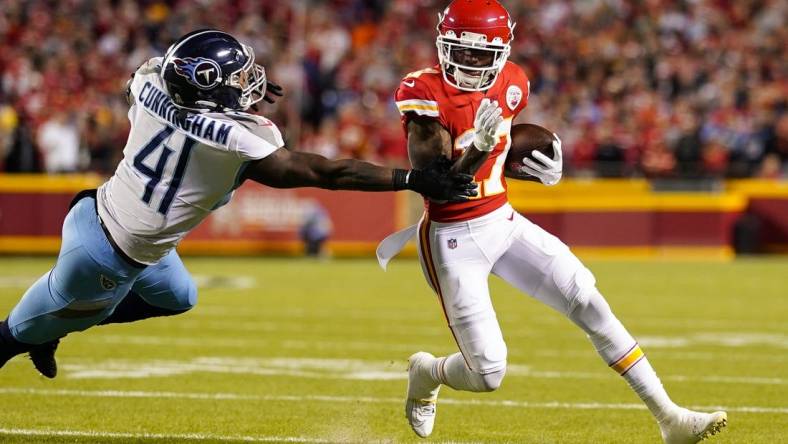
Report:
2,387,785,414
193,307,437,323
533,349,788,362
88,335,421,352
0,427,478,444
87,332,788,354
154,319,451,338
49,355,785,386
638,333,788,349
0,427,331,443
194,305,776,326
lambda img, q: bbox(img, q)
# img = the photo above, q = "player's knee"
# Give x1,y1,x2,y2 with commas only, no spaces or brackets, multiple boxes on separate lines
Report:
568,288,616,336
474,341,507,392
567,266,597,308
468,365,506,392
480,366,506,391
160,275,198,312
177,277,198,311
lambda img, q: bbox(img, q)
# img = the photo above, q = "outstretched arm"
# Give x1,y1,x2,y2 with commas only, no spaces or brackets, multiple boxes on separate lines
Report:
244,148,401,191
242,147,476,201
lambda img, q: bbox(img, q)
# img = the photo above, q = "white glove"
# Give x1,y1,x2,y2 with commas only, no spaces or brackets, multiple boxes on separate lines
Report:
473,98,504,152
519,133,563,186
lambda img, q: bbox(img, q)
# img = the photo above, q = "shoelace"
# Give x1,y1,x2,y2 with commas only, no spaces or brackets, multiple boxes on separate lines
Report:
418,403,436,415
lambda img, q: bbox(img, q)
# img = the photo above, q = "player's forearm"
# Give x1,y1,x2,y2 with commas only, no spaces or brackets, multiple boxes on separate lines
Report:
312,159,401,191
406,117,452,169
451,146,490,176
246,150,404,191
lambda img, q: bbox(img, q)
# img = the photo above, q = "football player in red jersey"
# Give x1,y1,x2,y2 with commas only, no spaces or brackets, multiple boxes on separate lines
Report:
377,1,726,442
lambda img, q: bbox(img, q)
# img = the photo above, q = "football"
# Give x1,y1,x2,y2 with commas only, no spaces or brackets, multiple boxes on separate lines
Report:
504,123,557,180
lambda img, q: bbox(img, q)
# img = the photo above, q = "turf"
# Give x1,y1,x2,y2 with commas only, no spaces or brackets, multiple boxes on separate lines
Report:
0,256,785,443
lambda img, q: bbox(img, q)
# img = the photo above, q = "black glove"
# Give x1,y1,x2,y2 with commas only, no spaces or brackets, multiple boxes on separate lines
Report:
263,80,284,104
394,156,477,202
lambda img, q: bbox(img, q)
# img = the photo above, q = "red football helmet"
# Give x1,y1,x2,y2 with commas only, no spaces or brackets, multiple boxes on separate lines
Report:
436,0,515,91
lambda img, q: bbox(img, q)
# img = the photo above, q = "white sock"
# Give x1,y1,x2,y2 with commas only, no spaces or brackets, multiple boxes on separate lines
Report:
571,291,679,422
620,355,678,423
431,352,480,392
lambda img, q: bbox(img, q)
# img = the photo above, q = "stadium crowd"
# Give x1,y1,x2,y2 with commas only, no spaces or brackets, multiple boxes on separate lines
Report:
0,0,786,179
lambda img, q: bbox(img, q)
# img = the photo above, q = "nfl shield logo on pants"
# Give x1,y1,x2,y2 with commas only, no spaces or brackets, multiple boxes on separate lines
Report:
447,238,458,249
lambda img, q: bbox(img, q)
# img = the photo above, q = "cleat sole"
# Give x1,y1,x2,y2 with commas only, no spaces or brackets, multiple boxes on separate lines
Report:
699,413,727,441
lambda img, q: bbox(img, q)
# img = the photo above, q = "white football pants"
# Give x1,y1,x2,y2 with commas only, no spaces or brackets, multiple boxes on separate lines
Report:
415,203,597,375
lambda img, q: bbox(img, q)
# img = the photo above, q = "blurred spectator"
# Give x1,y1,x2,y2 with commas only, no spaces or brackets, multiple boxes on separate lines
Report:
300,203,333,257
2,109,41,172
36,112,81,173
0,0,785,179
594,121,627,177
672,108,703,179
764,114,788,170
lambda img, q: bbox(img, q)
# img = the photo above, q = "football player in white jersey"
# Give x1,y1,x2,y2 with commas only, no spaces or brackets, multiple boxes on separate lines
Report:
0,29,476,378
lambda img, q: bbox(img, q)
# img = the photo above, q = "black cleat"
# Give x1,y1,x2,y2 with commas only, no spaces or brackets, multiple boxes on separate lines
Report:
0,347,16,369
29,339,59,379
0,320,32,369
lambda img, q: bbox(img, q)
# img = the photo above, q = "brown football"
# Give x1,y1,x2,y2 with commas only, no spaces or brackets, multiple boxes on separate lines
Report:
504,123,556,180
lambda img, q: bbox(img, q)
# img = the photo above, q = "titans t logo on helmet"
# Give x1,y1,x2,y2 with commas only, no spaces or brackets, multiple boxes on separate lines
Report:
172,57,222,90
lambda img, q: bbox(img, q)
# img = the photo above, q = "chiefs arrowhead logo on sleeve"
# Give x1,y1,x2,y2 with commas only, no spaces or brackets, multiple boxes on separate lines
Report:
506,85,523,110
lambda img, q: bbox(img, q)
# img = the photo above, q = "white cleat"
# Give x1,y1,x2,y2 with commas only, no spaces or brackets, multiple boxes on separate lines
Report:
405,352,441,438
660,408,728,444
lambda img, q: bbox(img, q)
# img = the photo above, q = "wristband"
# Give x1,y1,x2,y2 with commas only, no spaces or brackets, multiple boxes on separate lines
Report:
393,169,410,190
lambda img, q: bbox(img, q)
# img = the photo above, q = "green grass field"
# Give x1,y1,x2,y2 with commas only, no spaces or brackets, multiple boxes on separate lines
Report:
0,256,785,443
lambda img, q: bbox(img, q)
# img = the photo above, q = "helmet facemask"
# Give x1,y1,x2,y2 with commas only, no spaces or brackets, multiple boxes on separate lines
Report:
229,44,267,111
437,30,511,91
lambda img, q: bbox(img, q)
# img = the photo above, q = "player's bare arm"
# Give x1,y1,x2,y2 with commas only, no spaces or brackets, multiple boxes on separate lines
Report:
451,116,490,176
405,116,451,169
242,147,476,202
406,99,503,177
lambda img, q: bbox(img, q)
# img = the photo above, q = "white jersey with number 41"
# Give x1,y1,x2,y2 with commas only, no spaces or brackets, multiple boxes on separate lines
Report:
97,58,284,265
